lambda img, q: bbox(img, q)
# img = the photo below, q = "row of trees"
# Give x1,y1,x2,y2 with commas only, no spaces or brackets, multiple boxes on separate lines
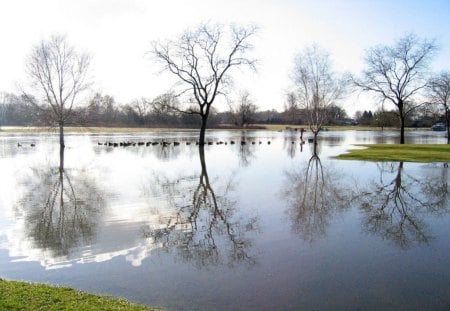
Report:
0,90,371,128
2,25,450,145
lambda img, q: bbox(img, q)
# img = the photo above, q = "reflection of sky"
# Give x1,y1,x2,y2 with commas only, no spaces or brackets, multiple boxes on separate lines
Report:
0,130,449,310
0,131,448,267
0,129,448,269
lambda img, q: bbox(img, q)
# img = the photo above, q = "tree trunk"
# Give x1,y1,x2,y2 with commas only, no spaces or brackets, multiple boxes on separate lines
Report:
313,131,319,156
59,123,65,149
199,114,208,145
59,144,65,173
446,107,450,144
398,102,405,144
399,116,405,144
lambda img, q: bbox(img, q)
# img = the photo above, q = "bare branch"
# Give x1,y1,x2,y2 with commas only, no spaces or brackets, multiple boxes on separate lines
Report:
151,23,257,144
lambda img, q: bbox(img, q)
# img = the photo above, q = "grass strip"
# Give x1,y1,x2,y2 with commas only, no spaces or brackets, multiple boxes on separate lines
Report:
335,144,450,162
0,279,158,311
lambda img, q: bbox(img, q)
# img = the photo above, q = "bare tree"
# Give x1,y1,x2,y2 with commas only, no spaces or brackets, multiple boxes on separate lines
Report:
152,23,257,145
292,44,346,143
150,92,181,126
353,34,437,144
284,92,299,125
427,71,450,143
25,34,91,148
130,98,152,126
229,90,258,127
86,93,118,126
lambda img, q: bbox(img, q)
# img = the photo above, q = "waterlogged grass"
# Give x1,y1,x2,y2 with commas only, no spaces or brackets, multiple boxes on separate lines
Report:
336,144,450,162
0,279,158,311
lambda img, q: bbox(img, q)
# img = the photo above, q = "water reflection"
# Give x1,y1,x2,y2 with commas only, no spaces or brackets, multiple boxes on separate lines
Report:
356,162,449,248
283,147,351,242
142,146,258,267
236,131,257,167
15,146,105,259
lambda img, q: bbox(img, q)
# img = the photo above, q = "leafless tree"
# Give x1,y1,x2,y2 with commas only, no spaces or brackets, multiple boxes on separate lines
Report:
150,92,181,126
427,71,450,143
284,92,299,125
292,44,346,143
25,34,91,148
152,23,257,145
229,90,258,127
86,93,118,126
353,34,437,144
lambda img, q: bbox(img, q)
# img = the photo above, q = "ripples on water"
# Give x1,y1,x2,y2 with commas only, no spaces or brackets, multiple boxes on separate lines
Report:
0,130,449,310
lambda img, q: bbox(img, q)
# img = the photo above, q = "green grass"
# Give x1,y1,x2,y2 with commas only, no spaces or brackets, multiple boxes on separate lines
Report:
335,144,450,162
0,279,158,311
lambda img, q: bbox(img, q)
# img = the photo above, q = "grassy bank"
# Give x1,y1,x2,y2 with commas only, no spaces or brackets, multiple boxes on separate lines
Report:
0,279,157,310
335,144,450,162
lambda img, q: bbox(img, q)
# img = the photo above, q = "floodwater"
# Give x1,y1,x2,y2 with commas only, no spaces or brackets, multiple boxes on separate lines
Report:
0,129,449,310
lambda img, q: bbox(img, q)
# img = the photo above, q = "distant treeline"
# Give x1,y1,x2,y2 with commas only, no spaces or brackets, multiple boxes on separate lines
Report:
0,92,443,128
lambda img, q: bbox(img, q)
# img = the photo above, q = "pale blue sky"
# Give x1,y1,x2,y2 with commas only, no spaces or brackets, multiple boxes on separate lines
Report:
0,0,449,115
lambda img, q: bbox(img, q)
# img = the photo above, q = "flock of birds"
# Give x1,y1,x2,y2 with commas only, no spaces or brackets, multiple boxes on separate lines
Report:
96,138,315,148
16,138,315,149
96,140,272,147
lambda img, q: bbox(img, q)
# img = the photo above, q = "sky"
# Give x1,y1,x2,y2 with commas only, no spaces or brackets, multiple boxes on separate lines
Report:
0,0,449,116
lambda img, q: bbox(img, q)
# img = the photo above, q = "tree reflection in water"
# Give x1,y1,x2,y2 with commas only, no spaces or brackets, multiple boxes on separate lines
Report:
356,161,449,248
16,146,105,258
237,131,257,167
284,146,350,242
142,146,258,268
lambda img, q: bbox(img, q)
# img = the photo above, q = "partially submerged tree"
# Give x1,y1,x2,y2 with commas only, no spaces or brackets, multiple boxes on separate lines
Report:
427,71,450,143
292,44,346,143
353,34,437,144
25,34,91,148
152,23,257,145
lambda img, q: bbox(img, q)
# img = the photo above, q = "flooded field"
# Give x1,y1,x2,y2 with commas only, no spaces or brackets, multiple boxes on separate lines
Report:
0,129,449,310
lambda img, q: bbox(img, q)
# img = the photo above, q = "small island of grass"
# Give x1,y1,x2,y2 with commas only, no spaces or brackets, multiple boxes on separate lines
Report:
0,279,158,311
335,144,450,162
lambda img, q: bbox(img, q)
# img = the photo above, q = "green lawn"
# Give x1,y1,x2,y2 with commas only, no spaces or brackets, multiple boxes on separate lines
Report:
0,279,158,311
335,144,450,162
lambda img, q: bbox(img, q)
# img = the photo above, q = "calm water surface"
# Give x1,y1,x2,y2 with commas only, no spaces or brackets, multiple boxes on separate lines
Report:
0,129,449,310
